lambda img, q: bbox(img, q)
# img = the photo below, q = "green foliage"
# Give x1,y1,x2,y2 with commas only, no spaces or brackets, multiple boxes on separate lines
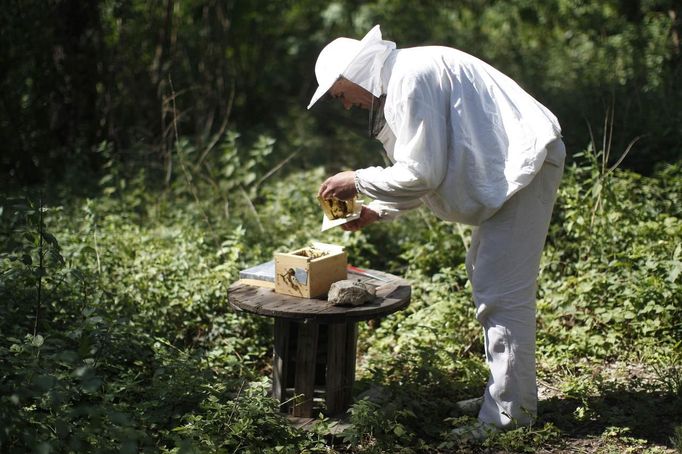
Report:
2,0,680,185
485,422,562,453
673,424,682,453
2,2,680,451
537,148,681,361
170,378,331,453
438,416,562,453
2,131,681,452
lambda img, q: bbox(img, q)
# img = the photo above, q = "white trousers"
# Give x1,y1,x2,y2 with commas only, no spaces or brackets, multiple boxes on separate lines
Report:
465,139,565,428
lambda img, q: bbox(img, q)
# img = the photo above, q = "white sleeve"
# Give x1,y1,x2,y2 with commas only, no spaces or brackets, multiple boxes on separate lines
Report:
355,82,448,207
365,197,423,221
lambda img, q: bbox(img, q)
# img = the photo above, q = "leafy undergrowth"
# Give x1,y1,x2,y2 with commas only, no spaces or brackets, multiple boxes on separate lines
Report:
1,137,680,453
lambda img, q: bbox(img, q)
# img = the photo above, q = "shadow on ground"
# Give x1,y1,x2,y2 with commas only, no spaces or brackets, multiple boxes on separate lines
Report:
539,389,682,447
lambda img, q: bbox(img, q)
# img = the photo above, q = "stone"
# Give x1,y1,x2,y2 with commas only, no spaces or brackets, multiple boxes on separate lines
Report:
327,280,376,306
454,396,484,417
356,384,392,404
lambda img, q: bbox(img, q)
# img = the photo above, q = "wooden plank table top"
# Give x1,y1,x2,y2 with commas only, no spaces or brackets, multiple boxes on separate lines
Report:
228,268,411,323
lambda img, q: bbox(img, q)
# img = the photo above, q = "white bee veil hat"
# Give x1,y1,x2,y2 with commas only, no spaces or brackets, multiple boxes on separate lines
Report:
307,25,396,109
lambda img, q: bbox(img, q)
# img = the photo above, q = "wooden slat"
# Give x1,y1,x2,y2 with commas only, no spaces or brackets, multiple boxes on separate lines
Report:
325,322,348,415
273,318,291,409
285,415,352,435
315,324,329,385
286,416,317,430
292,321,319,417
342,322,358,411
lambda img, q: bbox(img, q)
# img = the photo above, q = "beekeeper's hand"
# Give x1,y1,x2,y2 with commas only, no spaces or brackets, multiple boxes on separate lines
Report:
318,170,357,200
341,206,380,232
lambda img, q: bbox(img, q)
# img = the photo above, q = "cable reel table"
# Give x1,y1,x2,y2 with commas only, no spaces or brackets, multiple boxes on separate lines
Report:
228,269,410,418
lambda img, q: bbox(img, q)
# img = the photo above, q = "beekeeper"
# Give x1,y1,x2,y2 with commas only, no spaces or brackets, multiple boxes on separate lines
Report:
309,25,566,439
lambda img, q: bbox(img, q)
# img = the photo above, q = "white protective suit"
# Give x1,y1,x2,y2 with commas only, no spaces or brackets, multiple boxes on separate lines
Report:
309,26,565,428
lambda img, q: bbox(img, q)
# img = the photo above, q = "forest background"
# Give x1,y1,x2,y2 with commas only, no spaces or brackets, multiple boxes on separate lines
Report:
1,1,681,453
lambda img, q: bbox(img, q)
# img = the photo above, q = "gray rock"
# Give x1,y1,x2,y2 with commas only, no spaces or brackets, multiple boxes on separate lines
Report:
357,384,392,404
455,396,484,417
328,280,376,306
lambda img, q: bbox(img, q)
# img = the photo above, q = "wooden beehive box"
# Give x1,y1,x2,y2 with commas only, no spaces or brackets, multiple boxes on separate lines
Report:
274,243,347,298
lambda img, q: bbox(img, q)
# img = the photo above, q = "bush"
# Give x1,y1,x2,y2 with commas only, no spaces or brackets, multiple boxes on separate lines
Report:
1,133,679,452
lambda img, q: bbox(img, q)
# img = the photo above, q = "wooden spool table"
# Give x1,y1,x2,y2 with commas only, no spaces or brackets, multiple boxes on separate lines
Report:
228,269,410,418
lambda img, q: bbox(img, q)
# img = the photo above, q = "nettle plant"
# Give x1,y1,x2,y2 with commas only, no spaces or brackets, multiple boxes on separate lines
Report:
1,131,679,452
0,196,66,338
538,143,681,360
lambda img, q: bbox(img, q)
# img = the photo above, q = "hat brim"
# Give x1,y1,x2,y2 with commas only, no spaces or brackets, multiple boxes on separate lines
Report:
307,83,332,110
307,25,382,110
